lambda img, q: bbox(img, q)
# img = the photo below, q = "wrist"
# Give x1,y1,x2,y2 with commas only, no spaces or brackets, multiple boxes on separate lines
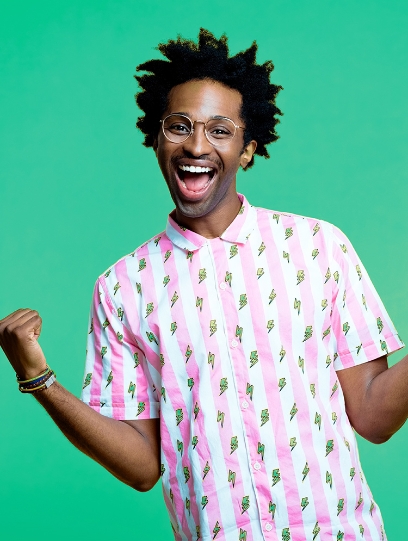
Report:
16,364,48,381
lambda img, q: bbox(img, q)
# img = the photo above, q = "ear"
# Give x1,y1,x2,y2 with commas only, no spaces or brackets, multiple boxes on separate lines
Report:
240,140,257,169
153,138,158,156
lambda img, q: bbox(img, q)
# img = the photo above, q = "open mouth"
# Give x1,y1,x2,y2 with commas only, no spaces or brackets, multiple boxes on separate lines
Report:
175,164,217,198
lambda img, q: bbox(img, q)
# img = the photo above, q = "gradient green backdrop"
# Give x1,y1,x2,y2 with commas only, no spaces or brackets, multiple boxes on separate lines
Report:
1,1,407,539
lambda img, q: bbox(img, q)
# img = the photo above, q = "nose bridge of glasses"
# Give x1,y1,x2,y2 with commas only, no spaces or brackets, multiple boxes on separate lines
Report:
191,119,206,134
189,119,212,146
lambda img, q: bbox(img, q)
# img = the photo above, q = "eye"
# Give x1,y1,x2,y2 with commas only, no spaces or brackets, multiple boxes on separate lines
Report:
168,122,190,134
163,116,192,134
206,119,235,139
210,126,231,135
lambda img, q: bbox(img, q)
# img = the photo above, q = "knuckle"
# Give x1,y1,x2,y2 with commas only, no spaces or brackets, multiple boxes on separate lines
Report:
14,327,25,338
4,323,14,335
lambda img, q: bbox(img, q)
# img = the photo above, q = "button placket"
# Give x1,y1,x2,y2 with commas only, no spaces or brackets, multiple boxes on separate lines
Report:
209,237,269,529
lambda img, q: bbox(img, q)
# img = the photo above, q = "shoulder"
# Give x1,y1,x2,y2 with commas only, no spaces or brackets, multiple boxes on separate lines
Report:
253,204,339,239
250,204,357,266
94,230,168,299
99,231,166,279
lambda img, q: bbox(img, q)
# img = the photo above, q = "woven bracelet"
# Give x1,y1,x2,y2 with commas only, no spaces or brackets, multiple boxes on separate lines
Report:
19,371,56,393
19,375,57,393
17,366,50,385
18,368,57,393
19,370,53,390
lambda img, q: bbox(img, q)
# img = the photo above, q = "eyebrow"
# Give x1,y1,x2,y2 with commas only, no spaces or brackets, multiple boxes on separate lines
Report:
170,112,234,120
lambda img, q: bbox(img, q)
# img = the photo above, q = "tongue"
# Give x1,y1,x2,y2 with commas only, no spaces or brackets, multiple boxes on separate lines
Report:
183,172,211,192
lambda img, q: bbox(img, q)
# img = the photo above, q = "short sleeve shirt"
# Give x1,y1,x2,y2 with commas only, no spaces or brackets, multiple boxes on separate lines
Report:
81,194,403,541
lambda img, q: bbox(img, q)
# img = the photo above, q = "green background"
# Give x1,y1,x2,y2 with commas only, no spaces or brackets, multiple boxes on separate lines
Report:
1,0,407,539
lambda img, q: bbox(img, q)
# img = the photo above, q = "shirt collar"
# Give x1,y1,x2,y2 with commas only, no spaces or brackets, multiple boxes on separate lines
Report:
165,193,257,251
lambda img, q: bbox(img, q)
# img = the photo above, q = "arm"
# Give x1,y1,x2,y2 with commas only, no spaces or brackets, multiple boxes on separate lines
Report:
0,309,160,492
337,354,408,444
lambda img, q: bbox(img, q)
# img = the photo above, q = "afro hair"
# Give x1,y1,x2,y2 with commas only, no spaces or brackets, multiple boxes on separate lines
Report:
135,28,282,169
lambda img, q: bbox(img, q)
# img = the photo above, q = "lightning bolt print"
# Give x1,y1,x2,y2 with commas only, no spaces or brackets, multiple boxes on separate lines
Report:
269,501,276,520
257,442,265,461
301,497,309,511
302,462,310,481
294,298,301,315
228,469,236,488
239,529,247,541
285,227,293,240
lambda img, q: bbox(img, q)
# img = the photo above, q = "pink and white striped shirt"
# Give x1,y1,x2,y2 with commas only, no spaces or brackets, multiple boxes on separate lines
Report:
81,194,403,541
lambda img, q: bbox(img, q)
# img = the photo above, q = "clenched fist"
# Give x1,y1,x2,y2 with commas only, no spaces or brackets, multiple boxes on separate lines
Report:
0,309,47,380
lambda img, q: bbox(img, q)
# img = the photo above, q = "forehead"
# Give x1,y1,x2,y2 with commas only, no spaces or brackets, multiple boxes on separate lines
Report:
165,79,243,120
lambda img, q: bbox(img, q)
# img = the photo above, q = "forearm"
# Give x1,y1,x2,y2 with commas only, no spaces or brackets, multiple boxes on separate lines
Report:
33,381,160,491
0,309,160,491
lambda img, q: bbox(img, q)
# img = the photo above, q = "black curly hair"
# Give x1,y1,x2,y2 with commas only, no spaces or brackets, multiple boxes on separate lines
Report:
135,28,282,169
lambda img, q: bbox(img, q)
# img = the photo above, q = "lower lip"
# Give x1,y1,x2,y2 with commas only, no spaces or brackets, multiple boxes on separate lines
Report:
174,169,216,202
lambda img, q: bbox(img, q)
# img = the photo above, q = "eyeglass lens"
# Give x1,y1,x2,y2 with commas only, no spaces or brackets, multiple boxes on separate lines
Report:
162,114,236,146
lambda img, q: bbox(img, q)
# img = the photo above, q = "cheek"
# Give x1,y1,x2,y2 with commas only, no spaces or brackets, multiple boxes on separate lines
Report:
156,144,169,167
219,149,243,172
156,138,178,167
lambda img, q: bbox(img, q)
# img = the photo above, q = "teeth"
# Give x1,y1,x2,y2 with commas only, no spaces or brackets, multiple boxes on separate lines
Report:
179,165,213,173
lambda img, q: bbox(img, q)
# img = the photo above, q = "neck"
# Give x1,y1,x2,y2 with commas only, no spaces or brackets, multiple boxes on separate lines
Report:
174,191,242,239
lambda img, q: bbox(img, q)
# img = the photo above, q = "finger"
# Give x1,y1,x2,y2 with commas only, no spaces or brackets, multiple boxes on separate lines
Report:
5,312,42,340
0,313,42,349
0,308,34,328
20,313,43,340
1,310,41,330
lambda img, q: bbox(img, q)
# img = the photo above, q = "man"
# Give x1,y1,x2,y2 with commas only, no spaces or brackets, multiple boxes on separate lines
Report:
0,29,405,541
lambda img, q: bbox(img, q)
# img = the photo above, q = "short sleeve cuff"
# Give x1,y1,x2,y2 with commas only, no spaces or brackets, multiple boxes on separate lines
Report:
85,400,160,420
335,332,405,371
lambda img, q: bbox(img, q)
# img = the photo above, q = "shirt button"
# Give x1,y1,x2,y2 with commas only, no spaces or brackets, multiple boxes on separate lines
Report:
265,523,272,532
231,339,239,348
253,461,261,471
241,400,249,409
219,281,227,290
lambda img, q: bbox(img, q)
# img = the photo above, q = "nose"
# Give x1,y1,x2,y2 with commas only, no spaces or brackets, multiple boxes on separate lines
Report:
182,120,213,156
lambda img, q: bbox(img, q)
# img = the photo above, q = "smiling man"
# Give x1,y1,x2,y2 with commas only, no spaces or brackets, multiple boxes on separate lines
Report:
0,29,406,541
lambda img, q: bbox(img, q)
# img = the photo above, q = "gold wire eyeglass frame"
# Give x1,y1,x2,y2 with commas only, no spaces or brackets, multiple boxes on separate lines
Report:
159,113,245,147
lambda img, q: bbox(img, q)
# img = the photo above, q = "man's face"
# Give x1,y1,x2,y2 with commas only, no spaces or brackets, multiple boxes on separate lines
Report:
155,79,256,220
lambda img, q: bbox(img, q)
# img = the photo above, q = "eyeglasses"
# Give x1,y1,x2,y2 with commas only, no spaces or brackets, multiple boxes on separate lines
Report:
159,113,245,146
